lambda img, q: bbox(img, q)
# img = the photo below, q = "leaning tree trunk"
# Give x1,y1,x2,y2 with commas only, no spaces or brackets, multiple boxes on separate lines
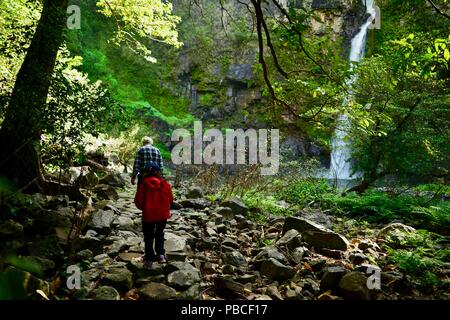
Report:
344,152,384,195
0,0,68,192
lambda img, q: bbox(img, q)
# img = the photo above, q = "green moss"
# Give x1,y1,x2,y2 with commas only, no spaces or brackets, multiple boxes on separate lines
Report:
199,93,215,106
154,142,171,161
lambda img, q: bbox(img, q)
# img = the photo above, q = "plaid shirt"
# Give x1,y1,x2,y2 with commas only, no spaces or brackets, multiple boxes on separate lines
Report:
132,144,164,178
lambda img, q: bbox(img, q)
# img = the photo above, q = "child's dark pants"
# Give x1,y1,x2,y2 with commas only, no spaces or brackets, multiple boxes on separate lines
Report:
142,220,167,262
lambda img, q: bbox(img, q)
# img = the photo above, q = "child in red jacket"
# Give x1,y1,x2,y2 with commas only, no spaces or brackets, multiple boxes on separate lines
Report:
134,161,173,269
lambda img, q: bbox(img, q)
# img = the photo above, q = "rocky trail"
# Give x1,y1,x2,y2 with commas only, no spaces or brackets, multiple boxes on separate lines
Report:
1,174,448,301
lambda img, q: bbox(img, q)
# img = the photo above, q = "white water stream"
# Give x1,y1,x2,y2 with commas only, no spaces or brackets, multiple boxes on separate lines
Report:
328,0,377,181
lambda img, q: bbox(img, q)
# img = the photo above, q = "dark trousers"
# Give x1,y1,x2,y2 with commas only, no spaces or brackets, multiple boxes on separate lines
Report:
142,220,167,262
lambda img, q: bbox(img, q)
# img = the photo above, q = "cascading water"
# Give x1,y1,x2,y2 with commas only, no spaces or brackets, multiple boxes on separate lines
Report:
328,0,377,182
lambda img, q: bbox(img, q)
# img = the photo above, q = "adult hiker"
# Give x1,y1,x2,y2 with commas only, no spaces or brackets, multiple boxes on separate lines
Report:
131,136,164,186
134,161,173,269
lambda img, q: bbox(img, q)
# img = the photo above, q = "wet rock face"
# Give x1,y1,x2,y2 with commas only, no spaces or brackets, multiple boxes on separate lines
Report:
226,64,254,82
311,0,344,9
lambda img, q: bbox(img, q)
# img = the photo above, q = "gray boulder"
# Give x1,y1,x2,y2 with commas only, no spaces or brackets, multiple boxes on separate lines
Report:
31,194,69,210
276,229,303,250
99,173,126,188
222,264,236,274
283,217,329,234
88,210,115,233
164,232,187,252
222,239,240,249
81,269,102,290
179,198,210,210
139,282,177,300
29,235,64,261
91,286,120,300
100,268,134,293
186,186,204,199
76,249,94,261
338,272,371,300
112,216,135,231
283,217,348,251
266,284,284,300
320,266,348,292
221,197,248,215
164,261,199,275
237,219,256,230
214,207,235,220
291,246,309,264
181,284,200,300
0,219,24,236
214,276,246,298
223,250,247,267
166,251,188,262
349,252,368,265
260,258,295,281
118,252,142,263
75,168,99,188
236,274,258,284
73,233,103,255
94,184,119,201
254,246,288,266
377,223,416,248
167,269,201,289
60,166,89,184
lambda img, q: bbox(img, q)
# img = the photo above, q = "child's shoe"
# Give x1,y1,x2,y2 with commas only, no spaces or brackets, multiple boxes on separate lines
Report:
157,255,167,263
143,261,153,270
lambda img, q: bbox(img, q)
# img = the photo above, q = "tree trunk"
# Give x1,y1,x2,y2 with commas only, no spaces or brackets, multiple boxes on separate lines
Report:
0,0,68,191
344,170,386,195
341,145,382,195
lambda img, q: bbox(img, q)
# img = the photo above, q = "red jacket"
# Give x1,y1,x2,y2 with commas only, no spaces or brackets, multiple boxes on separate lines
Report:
134,176,173,222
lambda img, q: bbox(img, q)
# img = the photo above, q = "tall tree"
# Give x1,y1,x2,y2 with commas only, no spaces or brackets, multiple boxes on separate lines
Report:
0,0,181,192
0,0,69,192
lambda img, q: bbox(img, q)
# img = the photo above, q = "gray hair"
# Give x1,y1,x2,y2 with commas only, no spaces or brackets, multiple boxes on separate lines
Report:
142,136,153,145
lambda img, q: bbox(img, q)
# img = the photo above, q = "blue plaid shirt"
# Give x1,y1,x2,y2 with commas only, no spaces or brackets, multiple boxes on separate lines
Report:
132,144,164,178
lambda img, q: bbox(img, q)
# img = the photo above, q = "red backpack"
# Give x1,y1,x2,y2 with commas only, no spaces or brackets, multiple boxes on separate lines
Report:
134,176,173,222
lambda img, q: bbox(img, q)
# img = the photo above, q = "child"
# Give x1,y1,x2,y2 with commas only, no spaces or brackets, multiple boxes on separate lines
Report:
134,161,173,269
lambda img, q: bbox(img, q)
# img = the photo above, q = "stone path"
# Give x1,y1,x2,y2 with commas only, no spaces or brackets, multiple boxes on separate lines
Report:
2,176,448,300
74,184,399,301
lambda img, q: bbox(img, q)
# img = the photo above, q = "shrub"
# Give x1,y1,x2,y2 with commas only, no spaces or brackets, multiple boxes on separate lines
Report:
280,179,334,207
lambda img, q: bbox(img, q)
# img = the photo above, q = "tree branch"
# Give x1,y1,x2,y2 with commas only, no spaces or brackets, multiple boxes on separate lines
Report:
426,0,450,20
271,0,348,93
255,1,289,78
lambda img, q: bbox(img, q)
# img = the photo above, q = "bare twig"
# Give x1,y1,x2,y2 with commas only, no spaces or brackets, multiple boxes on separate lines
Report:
426,0,450,20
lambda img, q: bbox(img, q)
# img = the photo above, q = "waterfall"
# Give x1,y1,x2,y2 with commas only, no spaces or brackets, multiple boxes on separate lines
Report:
328,0,376,181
